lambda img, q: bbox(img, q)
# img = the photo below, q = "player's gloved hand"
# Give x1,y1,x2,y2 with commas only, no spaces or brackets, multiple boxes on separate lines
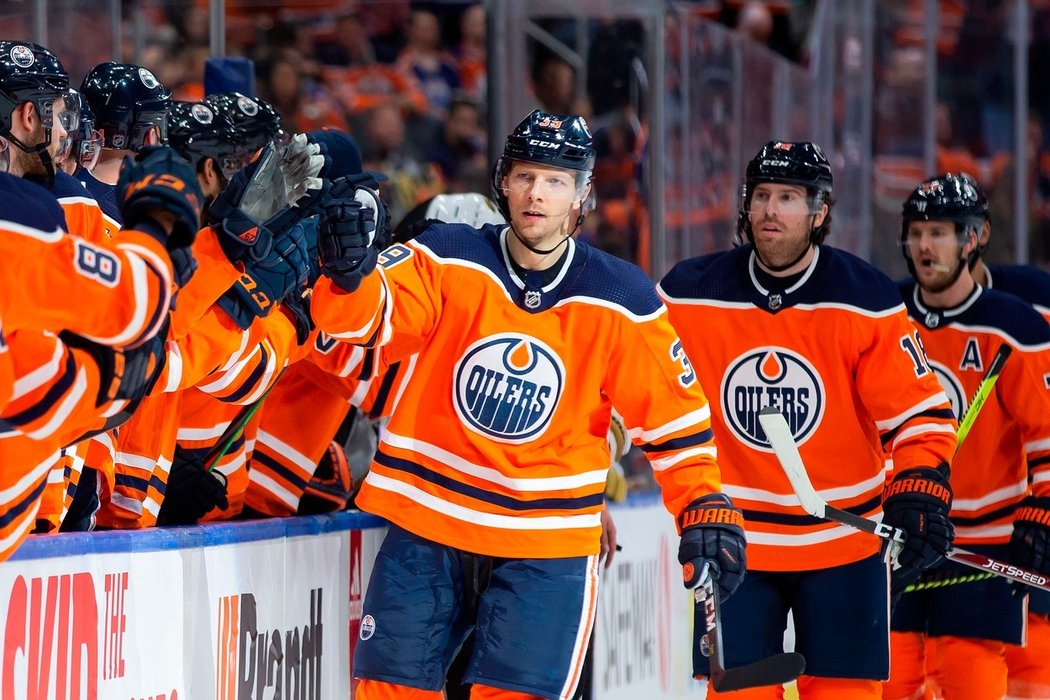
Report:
116,145,204,252
1010,496,1050,576
882,463,954,591
317,176,389,292
678,492,747,600
157,448,230,525
213,218,314,330
59,328,166,408
297,441,354,515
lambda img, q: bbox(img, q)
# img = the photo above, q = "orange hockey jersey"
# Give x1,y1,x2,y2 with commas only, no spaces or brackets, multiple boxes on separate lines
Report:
659,245,957,571
899,281,1050,544
246,334,414,516
0,172,173,351
312,224,723,559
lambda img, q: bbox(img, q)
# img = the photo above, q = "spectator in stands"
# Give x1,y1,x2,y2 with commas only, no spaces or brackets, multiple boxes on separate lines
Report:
455,4,487,99
257,50,347,133
397,9,461,120
359,104,444,224
735,1,775,46
425,95,487,193
532,53,580,116
316,11,376,66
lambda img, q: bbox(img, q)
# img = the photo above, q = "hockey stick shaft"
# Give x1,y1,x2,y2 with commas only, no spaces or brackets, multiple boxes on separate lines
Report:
693,564,805,691
903,571,995,593
955,343,1012,449
758,407,1050,592
204,369,286,471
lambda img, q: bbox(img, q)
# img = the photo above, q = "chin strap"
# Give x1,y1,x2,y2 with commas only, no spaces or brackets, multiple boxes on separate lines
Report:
7,131,56,188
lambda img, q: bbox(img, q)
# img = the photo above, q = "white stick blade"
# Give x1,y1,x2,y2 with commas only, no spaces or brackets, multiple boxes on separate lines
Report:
757,407,826,518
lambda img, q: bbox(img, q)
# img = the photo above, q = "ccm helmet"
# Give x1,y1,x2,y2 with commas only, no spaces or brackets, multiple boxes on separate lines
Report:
738,140,834,244
80,62,171,151
492,109,596,221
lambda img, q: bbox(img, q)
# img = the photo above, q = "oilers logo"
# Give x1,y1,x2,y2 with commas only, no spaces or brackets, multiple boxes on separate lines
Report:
454,334,565,443
721,347,825,450
929,360,966,419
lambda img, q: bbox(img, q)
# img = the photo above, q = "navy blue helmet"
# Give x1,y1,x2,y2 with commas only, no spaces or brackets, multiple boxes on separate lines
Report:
492,109,596,220
80,62,171,151
738,141,834,244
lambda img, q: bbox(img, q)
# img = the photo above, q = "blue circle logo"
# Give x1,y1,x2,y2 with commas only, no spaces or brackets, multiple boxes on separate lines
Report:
454,334,564,443
720,347,825,450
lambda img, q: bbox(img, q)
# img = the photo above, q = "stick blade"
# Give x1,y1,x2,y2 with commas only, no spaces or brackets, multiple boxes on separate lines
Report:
711,652,807,692
757,407,825,518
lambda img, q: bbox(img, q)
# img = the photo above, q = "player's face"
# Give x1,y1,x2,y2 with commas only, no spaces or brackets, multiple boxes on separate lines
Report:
905,220,969,292
503,161,582,246
748,183,825,268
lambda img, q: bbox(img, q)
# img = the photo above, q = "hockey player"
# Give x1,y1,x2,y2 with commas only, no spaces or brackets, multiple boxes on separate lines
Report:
884,173,1050,700
78,61,171,223
658,141,957,699
311,109,744,699
961,176,1050,700
0,130,204,559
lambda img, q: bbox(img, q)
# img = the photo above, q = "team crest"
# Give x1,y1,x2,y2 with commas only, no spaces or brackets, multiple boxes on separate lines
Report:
9,45,34,68
237,95,259,116
138,68,159,89
191,103,214,125
929,360,966,420
453,334,565,443
720,347,825,450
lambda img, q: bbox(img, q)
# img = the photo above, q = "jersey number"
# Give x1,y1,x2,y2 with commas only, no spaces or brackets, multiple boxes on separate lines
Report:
900,331,931,378
74,241,120,286
671,340,696,387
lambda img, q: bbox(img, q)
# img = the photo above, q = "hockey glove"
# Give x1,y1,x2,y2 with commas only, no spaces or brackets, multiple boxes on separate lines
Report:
157,448,230,525
1010,496,1050,577
214,218,314,330
116,145,204,251
882,463,954,591
60,329,166,408
678,493,747,600
318,176,389,292
297,441,354,515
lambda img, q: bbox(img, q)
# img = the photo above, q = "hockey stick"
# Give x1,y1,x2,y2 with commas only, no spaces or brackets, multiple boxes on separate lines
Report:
758,407,1050,592
902,570,995,593
204,368,286,471
955,343,1012,449
694,563,806,691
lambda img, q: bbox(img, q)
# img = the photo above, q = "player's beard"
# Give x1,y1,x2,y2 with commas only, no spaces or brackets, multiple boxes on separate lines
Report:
752,217,812,270
919,257,966,294
11,126,49,179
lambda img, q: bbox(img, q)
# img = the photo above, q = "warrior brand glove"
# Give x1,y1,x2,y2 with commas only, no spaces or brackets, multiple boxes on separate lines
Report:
1010,496,1050,576
298,441,354,515
116,145,204,250
678,493,747,600
157,448,230,525
317,176,389,292
882,463,955,590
